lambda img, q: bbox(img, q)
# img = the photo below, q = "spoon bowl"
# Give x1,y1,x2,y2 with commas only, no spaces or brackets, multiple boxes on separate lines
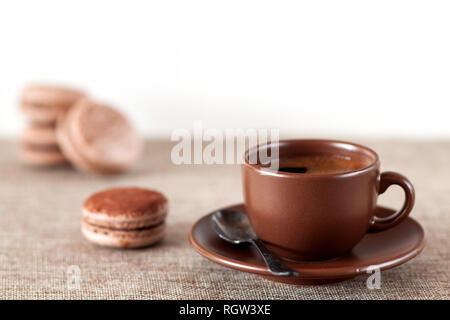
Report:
211,209,299,277
211,209,257,243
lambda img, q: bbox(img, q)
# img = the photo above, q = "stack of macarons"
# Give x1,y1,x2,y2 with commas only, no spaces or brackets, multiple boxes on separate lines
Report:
20,85,85,167
81,187,168,248
20,84,142,174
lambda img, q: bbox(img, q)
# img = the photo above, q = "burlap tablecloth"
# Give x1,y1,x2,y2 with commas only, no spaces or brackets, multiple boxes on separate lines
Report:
0,139,448,299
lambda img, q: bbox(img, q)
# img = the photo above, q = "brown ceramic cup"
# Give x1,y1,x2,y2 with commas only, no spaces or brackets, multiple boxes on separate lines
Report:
242,139,415,261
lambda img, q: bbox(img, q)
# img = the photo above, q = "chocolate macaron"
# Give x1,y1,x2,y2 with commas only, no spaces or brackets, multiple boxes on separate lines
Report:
82,187,168,248
20,124,67,166
20,85,85,124
21,124,59,146
56,98,142,174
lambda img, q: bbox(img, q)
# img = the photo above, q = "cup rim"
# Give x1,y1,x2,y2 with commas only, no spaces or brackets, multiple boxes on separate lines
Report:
243,139,380,178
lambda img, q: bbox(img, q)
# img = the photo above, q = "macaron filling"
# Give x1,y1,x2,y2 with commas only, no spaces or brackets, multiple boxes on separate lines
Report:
82,219,165,233
22,143,61,152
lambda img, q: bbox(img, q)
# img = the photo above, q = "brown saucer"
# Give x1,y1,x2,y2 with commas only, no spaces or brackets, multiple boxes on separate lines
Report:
189,204,425,285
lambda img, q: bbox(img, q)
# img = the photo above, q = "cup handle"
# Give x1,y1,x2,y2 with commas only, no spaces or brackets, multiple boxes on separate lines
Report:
369,171,415,232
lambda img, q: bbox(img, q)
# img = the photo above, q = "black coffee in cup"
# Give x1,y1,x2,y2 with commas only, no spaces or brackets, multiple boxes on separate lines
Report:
274,155,367,174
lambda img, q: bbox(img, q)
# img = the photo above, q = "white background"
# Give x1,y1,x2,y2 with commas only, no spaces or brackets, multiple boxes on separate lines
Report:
0,0,449,139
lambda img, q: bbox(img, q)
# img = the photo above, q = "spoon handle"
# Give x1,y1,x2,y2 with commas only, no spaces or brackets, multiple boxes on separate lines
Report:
249,239,299,277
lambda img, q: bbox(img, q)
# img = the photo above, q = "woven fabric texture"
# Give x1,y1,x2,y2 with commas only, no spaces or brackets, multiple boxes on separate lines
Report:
0,139,448,299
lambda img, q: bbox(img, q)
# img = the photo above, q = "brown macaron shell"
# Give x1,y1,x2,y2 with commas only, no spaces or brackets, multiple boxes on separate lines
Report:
69,99,142,170
82,187,168,248
56,99,142,174
56,109,114,174
21,85,85,124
